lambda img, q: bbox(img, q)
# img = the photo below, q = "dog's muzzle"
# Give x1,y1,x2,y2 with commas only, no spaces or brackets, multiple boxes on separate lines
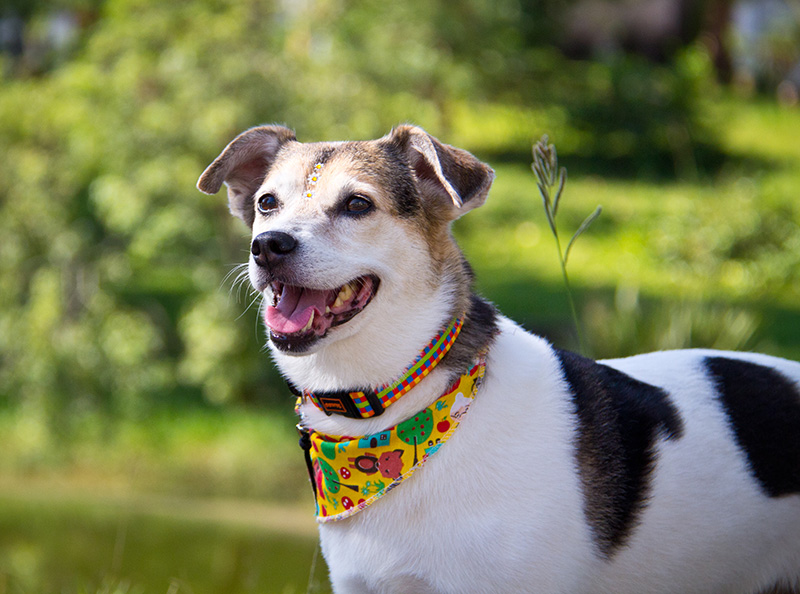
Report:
249,230,381,352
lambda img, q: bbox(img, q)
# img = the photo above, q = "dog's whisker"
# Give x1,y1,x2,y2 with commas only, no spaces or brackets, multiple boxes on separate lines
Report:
233,272,254,303
221,263,251,299
219,262,266,324
227,266,260,308
221,262,248,285
235,287,263,322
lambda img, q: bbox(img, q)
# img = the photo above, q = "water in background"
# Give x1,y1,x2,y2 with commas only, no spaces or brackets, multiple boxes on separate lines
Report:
0,494,332,594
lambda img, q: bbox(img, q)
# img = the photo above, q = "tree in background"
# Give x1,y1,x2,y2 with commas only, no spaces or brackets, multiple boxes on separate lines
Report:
0,0,795,438
0,0,528,434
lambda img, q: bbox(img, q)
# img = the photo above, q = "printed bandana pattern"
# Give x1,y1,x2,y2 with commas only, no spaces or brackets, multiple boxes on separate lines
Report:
307,356,486,522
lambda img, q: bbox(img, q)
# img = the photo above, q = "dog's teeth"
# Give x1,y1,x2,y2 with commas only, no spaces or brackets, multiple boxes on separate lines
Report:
331,282,357,310
326,305,331,314
338,283,354,303
270,283,282,307
303,311,315,332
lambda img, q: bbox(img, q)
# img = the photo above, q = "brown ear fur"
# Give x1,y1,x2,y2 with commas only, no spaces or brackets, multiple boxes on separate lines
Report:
197,125,296,227
385,125,494,220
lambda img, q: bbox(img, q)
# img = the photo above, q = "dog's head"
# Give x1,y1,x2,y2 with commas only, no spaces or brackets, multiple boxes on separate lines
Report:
198,125,494,358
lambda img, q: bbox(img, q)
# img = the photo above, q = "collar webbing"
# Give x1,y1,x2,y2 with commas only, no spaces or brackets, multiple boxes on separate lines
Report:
301,354,486,522
302,315,465,419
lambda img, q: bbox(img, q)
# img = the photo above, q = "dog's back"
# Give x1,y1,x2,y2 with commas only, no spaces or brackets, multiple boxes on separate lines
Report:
590,348,800,593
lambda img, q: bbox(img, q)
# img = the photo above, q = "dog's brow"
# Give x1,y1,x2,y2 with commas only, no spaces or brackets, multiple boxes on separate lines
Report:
310,147,336,172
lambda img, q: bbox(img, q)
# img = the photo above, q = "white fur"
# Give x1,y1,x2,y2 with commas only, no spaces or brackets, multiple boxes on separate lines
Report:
311,320,800,593
591,349,800,593
204,128,800,593
268,176,799,593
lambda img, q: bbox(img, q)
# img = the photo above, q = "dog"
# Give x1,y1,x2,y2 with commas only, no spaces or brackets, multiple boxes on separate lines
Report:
198,125,800,594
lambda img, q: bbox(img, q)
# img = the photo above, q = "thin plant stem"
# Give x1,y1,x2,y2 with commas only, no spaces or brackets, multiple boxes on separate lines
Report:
532,135,601,355
553,231,586,354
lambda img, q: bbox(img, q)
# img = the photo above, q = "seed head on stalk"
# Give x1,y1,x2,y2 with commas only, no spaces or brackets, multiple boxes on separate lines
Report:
532,135,602,354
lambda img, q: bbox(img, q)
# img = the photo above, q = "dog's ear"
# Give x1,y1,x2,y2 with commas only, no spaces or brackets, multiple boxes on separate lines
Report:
197,125,297,226
386,125,494,220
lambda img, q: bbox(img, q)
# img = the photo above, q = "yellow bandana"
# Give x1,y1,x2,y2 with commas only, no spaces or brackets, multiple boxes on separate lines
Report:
306,356,486,522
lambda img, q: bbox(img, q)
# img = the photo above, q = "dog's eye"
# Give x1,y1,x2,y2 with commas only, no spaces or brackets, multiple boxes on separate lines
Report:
345,195,373,214
257,193,278,214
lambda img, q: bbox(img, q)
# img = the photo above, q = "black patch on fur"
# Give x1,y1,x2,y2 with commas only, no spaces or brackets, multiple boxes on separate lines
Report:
705,356,800,497
555,350,684,558
757,583,800,594
441,294,498,375
377,142,422,218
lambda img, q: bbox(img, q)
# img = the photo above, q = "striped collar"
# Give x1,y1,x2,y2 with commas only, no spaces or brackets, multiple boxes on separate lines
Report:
299,315,465,419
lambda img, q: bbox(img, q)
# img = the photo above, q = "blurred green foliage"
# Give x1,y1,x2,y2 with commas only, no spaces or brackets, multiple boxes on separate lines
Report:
1,0,800,489
2,3,800,590
0,0,546,428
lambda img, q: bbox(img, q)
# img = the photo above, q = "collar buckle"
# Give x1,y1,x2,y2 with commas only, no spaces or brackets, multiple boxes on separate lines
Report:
312,389,384,419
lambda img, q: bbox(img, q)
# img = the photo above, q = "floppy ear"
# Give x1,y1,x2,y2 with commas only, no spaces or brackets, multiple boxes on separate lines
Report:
385,125,494,220
197,125,297,227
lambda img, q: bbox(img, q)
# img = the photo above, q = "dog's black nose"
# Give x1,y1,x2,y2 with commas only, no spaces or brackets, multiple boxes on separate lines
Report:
251,231,298,267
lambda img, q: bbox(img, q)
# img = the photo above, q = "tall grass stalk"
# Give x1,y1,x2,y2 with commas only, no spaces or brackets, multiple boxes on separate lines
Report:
532,135,602,354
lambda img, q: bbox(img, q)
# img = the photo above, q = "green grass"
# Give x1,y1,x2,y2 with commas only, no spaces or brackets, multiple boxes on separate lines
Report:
0,407,309,502
0,411,326,592
454,96,800,357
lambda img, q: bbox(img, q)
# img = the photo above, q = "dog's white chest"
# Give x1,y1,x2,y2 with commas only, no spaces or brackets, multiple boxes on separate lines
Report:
318,323,598,593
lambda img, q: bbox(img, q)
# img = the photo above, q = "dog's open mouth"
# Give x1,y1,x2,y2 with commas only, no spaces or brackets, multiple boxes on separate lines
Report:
265,274,380,351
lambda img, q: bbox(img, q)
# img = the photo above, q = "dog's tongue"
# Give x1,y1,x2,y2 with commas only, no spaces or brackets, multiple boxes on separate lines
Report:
265,285,329,335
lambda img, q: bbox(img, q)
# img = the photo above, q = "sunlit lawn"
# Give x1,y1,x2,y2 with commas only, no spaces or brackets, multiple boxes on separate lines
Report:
456,96,800,358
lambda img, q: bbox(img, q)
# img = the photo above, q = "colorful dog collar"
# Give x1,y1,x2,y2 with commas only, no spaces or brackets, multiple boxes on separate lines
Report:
300,315,465,419
302,354,485,522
